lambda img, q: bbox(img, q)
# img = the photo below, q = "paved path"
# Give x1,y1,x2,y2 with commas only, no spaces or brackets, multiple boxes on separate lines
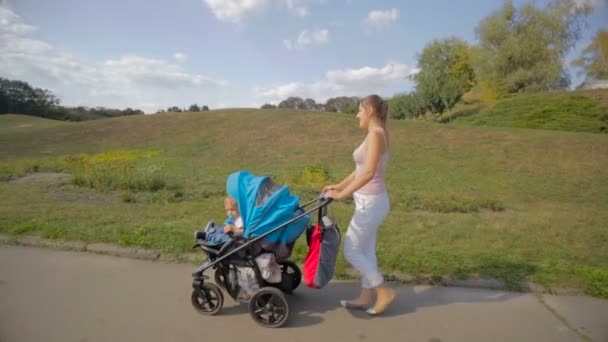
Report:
1,246,606,342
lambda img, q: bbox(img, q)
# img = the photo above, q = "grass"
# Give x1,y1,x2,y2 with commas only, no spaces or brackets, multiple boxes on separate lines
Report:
452,90,608,133
1,110,607,298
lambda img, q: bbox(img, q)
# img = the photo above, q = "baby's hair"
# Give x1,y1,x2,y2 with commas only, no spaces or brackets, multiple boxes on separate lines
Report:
224,196,237,206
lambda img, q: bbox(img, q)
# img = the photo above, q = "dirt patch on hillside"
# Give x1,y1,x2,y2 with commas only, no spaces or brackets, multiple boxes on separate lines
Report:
9,172,72,186
9,172,119,204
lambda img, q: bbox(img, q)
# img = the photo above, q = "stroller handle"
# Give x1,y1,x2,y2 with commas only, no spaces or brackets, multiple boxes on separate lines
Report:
300,193,333,208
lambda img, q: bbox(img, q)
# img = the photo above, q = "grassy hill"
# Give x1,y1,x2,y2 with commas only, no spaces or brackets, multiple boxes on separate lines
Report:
1,110,607,298
451,89,608,133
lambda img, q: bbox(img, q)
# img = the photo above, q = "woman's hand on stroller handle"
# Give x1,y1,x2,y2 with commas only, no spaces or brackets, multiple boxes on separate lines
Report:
319,192,334,204
322,184,338,193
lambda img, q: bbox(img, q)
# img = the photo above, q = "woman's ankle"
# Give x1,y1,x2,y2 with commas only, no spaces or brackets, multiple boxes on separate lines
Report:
360,288,373,301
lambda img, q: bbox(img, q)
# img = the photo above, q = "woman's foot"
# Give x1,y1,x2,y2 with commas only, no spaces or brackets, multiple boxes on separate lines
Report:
340,300,369,309
366,287,396,315
340,289,372,310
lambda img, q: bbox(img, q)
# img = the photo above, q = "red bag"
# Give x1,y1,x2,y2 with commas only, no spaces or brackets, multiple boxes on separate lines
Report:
303,217,340,289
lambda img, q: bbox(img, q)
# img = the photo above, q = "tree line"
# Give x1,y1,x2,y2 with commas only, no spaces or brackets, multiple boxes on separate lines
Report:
0,77,144,121
157,104,210,113
0,77,214,121
261,96,360,113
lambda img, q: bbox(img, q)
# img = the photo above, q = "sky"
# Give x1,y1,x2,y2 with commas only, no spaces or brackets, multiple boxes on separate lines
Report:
1,0,607,113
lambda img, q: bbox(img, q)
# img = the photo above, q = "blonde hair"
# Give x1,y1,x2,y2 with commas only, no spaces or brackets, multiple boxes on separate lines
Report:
361,94,389,122
224,196,237,207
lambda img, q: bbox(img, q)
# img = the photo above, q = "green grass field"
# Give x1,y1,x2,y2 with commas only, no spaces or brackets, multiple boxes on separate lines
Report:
1,109,607,298
452,89,608,133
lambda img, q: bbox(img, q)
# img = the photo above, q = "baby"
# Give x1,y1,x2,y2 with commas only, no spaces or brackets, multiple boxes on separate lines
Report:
194,196,243,244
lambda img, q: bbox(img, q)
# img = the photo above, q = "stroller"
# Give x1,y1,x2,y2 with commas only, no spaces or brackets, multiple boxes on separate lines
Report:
190,170,333,328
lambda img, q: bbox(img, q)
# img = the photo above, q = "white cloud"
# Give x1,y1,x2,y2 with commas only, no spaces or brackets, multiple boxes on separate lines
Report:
173,52,188,62
0,5,226,113
253,62,419,104
102,56,225,89
202,0,270,23
284,28,329,49
0,6,36,34
364,8,399,30
203,0,327,23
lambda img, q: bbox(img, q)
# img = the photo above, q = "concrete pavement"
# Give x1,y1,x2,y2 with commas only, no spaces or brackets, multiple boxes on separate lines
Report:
1,245,606,342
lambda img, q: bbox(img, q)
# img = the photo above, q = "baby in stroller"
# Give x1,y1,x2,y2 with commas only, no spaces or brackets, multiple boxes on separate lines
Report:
193,196,244,245
190,170,332,328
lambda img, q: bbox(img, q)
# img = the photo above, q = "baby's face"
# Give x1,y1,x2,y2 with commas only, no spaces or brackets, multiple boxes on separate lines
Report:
225,202,239,218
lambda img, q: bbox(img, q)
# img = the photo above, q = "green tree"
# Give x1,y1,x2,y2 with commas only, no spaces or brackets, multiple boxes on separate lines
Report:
572,29,608,79
415,37,475,116
0,77,66,119
188,104,201,112
473,0,591,96
389,92,426,119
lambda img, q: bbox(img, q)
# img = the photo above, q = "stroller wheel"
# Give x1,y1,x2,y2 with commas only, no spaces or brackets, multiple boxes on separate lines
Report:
249,287,289,328
279,261,301,293
214,269,225,288
191,283,224,315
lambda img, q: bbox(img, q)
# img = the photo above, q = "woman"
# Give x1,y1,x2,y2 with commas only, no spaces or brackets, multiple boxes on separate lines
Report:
323,94,396,315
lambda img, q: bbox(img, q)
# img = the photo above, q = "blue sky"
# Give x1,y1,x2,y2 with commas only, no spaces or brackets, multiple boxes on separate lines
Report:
1,0,607,113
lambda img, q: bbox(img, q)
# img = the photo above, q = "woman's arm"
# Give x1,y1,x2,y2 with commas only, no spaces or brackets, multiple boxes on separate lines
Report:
335,171,356,190
322,170,355,193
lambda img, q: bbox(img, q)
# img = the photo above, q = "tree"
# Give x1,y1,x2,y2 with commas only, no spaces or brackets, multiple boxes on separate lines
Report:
0,77,144,121
415,37,475,116
473,0,591,96
188,104,201,112
0,77,66,120
261,103,276,109
278,97,306,110
324,96,360,113
389,92,427,119
202,105,210,111
572,29,608,80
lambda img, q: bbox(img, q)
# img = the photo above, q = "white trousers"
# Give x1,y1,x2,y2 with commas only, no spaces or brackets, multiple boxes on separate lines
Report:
343,191,390,289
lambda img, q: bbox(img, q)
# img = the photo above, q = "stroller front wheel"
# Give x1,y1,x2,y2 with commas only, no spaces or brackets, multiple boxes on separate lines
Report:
249,287,289,328
191,283,224,315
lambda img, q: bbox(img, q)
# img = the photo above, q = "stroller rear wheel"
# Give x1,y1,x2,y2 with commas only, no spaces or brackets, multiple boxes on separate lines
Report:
191,283,224,315
249,287,289,328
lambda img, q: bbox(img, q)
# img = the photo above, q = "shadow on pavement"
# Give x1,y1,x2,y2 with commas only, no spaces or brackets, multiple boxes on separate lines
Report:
212,280,520,328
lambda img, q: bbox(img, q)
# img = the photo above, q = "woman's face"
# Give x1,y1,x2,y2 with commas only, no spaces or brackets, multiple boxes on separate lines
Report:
356,103,372,128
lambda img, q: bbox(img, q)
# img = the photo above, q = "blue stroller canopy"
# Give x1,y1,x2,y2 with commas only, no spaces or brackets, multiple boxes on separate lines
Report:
226,170,310,259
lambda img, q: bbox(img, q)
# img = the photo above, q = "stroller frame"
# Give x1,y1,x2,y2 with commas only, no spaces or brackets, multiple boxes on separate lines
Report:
190,195,332,328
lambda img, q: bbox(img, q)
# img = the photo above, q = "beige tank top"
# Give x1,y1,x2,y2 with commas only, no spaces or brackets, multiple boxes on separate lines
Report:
353,128,388,195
